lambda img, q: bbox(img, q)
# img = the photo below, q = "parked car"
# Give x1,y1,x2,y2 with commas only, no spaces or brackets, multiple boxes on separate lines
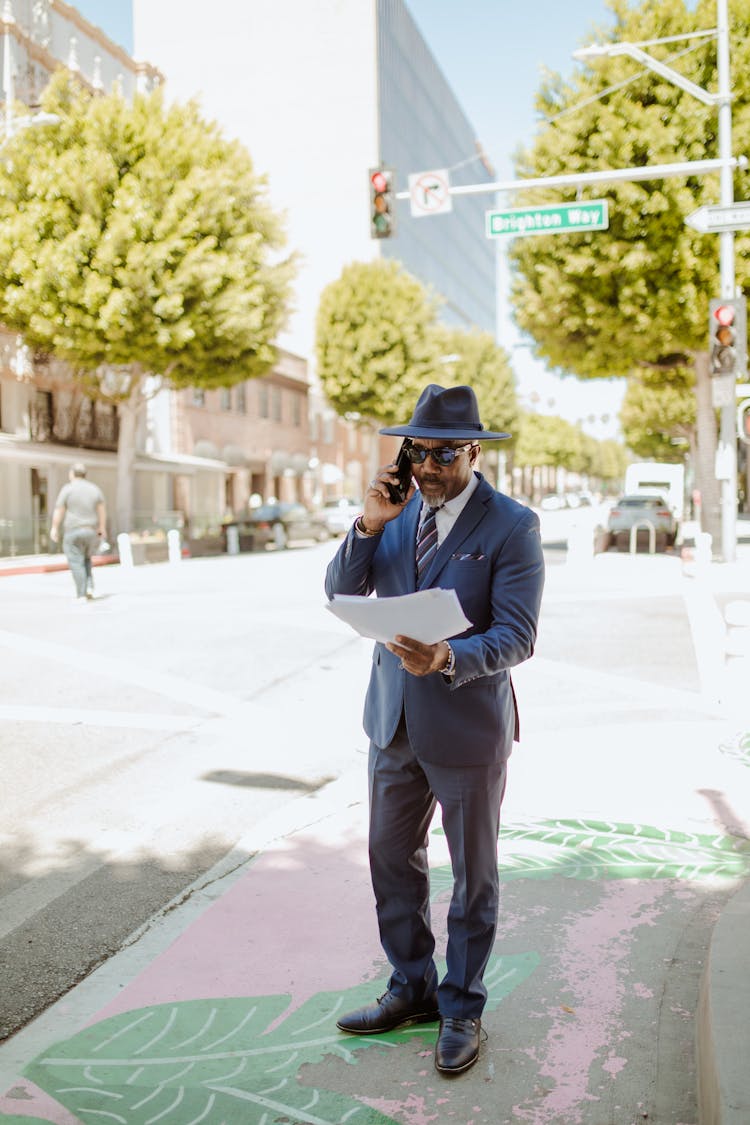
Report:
605,493,678,550
539,493,566,511
322,498,362,536
244,502,330,549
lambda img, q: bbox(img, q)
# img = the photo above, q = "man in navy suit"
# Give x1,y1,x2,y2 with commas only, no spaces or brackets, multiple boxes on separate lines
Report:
325,384,545,1076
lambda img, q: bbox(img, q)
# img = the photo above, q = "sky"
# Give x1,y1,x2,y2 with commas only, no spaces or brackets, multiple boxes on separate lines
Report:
74,1,133,54
72,0,625,436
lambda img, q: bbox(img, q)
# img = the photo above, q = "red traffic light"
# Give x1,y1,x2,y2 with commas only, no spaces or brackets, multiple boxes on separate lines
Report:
713,304,736,327
369,166,395,239
709,297,747,378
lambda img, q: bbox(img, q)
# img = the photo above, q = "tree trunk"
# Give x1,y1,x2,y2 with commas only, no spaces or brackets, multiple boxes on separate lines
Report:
693,351,720,545
115,373,145,535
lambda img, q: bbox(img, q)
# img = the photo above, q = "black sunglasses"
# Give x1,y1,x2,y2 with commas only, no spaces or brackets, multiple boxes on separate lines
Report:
405,442,475,466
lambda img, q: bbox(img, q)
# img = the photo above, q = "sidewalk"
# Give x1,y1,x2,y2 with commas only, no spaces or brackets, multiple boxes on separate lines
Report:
0,546,749,1124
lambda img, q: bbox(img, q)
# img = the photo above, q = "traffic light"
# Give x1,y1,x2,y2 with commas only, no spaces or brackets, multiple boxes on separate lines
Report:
738,398,750,444
369,166,395,239
709,296,747,379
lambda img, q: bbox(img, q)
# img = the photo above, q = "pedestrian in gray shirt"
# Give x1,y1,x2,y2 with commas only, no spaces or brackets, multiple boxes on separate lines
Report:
50,463,108,601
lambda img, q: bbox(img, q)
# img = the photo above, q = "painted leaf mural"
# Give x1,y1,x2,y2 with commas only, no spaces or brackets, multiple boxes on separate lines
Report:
0,1118,58,1124
23,954,539,1125
430,818,750,890
13,808,750,1124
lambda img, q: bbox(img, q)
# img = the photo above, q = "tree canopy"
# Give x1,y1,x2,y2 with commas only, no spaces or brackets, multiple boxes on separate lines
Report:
315,259,440,425
509,0,750,380
514,411,627,489
515,412,587,471
0,71,294,390
315,260,523,451
620,366,695,459
506,0,750,537
0,71,295,530
433,326,520,445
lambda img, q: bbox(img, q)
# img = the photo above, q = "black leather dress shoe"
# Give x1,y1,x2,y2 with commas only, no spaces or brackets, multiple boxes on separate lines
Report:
336,990,440,1035
434,1016,481,1074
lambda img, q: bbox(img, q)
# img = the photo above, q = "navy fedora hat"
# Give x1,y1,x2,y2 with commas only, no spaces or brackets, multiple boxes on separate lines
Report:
380,384,510,441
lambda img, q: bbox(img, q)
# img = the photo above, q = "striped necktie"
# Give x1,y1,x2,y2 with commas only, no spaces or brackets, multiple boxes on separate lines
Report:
416,505,442,584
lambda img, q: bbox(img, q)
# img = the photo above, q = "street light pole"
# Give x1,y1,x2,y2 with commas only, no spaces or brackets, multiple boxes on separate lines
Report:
715,0,737,563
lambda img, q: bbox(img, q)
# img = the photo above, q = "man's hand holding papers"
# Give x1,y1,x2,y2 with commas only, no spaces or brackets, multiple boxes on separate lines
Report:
326,587,470,646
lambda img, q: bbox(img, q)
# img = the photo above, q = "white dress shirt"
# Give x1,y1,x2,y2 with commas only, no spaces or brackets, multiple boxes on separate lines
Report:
419,470,479,544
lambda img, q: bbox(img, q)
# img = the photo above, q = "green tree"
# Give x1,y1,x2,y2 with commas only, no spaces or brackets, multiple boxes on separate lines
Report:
433,326,520,439
588,437,629,489
514,411,628,498
0,72,294,531
507,0,750,543
433,326,520,489
620,366,695,460
315,259,440,428
515,412,585,472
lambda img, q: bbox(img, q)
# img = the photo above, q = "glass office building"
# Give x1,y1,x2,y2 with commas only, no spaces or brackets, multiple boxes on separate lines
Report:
377,0,497,334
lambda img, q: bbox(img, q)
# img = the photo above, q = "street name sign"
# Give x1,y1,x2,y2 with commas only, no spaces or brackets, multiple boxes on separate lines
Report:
686,201,750,233
486,199,609,238
409,169,453,217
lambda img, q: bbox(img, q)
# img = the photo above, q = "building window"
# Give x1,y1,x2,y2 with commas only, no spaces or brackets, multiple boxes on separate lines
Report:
323,415,335,444
310,412,319,441
220,387,232,410
236,383,247,413
259,384,269,418
291,392,302,426
192,388,205,407
271,386,282,422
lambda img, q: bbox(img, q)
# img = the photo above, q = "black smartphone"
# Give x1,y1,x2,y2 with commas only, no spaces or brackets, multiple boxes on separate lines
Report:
385,442,412,505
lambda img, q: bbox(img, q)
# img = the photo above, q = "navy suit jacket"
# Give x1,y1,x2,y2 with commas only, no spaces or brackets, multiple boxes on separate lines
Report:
325,473,545,767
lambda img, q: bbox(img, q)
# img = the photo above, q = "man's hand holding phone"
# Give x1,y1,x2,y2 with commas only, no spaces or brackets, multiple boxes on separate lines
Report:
361,442,415,533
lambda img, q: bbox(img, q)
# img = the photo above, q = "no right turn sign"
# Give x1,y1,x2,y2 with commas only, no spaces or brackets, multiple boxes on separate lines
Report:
408,169,453,217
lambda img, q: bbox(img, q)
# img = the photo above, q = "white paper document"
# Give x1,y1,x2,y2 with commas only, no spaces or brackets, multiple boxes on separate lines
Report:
326,587,471,645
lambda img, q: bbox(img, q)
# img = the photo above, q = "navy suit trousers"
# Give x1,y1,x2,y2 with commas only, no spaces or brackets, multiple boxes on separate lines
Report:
367,715,507,1019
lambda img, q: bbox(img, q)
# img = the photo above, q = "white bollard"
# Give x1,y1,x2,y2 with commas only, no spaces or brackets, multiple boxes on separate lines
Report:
723,599,750,711
167,528,182,564
117,532,133,569
225,524,240,556
695,531,712,569
566,518,595,567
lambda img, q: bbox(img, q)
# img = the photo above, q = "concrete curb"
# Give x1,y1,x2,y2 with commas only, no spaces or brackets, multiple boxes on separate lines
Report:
696,876,750,1124
0,553,117,577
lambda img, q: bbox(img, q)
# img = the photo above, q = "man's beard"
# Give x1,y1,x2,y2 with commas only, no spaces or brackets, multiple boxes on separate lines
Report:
420,480,446,507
